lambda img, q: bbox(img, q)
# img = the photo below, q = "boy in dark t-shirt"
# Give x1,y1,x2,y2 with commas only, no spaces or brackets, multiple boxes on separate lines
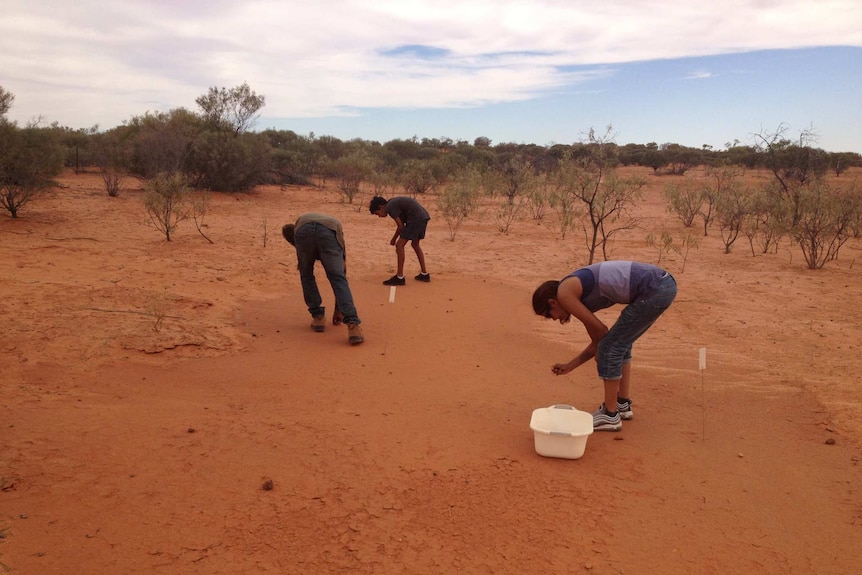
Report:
369,196,431,286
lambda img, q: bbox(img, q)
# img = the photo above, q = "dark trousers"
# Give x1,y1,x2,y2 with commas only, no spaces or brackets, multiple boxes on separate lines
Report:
294,222,360,324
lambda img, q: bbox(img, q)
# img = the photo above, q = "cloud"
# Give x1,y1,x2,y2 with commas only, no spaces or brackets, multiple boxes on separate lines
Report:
686,70,714,80
1,0,861,130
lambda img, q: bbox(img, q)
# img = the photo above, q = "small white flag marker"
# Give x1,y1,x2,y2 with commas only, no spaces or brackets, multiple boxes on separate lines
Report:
699,347,707,370
388,286,396,303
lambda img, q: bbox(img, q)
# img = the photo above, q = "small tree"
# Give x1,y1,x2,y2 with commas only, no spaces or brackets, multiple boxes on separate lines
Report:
126,109,200,179
578,168,643,261
93,128,132,197
552,128,644,262
754,124,828,227
793,182,859,269
664,182,702,227
0,122,64,218
827,152,860,177
437,167,481,240
526,172,553,221
498,156,536,206
646,230,679,265
189,84,269,191
195,82,265,135
548,162,580,239
144,173,189,241
332,152,370,204
699,166,742,236
743,185,791,255
642,145,669,173
661,143,701,175
187,131,271,192
715,182,751,254
678,233,699,273
189,190,214,244
495,197,525,235
357,165,398,213
399,159,439,197
0,85,13,117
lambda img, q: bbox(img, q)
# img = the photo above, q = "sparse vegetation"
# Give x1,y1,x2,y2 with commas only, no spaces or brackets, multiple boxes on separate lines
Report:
646,230,679,264
526,172,552,221
0,118,65,218
792,181,859,269
261,215,269,247
558,127,645,263
0,85,14,116
494,197,525,235
332,152,369,204
399,159,440,197
146,291,170,332
2,80,861,273
143,172,189,241
101,169,122,197
189,190,214,244
715,181,751,254
699,166,741,236
437,166,482,240
678,233,699,273
664,181,702,227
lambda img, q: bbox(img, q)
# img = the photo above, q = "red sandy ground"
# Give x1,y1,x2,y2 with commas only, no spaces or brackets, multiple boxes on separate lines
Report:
1,167,861,574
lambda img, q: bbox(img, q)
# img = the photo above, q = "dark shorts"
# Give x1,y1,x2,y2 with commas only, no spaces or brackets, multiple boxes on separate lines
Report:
401,218,429,241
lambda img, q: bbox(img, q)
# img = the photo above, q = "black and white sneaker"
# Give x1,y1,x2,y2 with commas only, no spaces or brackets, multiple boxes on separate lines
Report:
414,272,431,282
383,275,405,286
592,403,622,431
617,398,633,420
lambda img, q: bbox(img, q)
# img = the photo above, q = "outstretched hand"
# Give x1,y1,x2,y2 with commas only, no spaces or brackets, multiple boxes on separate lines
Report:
332,307,345,326
552,363,574,376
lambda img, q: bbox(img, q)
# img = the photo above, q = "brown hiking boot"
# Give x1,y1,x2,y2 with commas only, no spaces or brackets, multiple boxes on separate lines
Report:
311,315,325,332
347,323,364,345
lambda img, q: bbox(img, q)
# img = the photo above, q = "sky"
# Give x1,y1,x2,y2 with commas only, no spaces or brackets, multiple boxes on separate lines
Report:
2,1,861,152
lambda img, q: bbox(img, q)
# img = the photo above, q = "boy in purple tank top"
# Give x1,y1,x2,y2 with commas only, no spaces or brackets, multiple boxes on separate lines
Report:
532,261,677,431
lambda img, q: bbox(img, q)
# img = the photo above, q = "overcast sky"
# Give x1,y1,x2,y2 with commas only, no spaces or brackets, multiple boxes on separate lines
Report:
2,1,861,152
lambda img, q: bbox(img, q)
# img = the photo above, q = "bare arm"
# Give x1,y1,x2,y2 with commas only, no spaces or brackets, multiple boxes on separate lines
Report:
552,277,609,375
390,217,404,245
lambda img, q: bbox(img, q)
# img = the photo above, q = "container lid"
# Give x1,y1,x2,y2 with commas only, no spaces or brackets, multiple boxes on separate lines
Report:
530,404,594,436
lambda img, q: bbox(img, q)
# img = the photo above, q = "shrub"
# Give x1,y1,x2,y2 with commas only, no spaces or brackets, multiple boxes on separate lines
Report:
437,167,482,240
144,173,189,241
0,122,64,218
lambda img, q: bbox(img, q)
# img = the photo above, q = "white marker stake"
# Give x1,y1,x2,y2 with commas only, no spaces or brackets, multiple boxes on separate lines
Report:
383,286,396,356
699,347,707,440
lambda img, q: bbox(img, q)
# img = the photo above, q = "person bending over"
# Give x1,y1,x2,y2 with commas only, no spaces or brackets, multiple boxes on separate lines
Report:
369,195,431,286
532,260,677,431
282,213,364,345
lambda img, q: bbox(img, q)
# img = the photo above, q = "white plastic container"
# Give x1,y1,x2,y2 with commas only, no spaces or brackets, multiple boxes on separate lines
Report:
530,404,594,459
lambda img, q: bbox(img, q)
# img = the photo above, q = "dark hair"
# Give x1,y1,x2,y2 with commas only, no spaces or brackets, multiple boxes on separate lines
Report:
532,280,560,316
369,196,388,214
282,223,295,245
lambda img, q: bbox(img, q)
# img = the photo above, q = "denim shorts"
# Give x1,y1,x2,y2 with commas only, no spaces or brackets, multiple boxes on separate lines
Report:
595,273,677,380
